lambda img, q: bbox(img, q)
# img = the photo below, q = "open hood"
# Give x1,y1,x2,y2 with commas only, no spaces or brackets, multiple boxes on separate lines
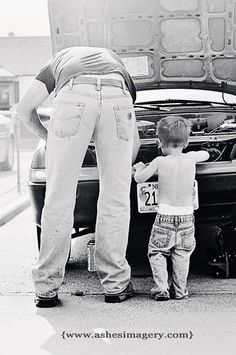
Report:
48,0,236,95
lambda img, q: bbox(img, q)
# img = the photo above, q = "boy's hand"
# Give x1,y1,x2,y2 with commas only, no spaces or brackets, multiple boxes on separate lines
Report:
132,162,146,174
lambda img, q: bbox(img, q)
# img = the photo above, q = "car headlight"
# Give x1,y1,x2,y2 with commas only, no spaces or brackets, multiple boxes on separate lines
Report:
29,145,99,183
29,169,46,183
31,146,46,169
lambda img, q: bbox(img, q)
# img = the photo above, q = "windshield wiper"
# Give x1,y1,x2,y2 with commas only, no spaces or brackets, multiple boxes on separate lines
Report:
134,104,161,110
135,99,236,108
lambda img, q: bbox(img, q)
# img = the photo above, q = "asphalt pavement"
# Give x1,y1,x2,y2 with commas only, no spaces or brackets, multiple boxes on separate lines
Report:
1,208,236,355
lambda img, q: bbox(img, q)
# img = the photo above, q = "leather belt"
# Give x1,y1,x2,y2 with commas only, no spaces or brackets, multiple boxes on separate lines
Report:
72,76,125,89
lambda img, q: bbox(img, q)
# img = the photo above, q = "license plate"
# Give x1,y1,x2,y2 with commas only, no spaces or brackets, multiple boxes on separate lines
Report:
137,180,199,213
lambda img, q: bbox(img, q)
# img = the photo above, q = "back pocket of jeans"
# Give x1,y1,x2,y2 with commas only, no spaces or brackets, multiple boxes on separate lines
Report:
151,226,171,248
50,102,85,138
180,227,195,250
113,105,134,142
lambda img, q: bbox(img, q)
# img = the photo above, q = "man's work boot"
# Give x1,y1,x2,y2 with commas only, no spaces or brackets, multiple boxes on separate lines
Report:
104,282,135,303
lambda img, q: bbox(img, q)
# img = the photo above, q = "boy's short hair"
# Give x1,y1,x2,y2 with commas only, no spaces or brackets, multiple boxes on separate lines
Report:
157,116,191,148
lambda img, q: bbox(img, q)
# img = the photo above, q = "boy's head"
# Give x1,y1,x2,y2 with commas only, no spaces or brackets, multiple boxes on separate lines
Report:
157,116,191,151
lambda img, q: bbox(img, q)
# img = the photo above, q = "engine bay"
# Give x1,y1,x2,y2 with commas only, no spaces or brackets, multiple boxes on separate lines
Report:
136,111,236,163
82,110,236,167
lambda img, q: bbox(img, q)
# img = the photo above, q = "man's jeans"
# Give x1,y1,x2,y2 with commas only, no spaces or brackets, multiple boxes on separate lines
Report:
32,75,135,297
148,213,196,299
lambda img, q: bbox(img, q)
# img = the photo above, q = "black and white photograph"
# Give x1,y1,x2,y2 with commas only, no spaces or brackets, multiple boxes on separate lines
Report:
1,0,236,354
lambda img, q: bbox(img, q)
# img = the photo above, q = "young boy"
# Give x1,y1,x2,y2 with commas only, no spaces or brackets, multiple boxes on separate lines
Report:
134,116,209,301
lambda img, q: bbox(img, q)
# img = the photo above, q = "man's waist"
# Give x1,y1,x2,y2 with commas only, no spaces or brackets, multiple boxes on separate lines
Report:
80,73,124,80
70,74,127,90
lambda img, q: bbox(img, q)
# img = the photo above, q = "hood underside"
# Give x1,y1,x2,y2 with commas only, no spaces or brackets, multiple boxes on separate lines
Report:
48,0,236,95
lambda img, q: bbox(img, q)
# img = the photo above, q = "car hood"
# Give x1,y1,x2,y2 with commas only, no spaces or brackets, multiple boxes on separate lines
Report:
48,0,236,95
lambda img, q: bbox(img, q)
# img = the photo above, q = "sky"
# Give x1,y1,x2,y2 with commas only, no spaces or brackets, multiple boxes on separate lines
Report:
0,0,50,37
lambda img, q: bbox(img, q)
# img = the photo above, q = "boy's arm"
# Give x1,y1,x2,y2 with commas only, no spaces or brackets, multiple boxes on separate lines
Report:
134,158,159,183
193,150,210,163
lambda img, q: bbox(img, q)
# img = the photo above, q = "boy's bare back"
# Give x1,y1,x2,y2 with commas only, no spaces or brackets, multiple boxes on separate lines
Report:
134,150,209,208
157,152,203,207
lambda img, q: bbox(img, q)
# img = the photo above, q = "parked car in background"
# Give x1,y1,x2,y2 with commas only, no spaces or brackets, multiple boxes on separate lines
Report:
0,111,15,171
28,0,236,275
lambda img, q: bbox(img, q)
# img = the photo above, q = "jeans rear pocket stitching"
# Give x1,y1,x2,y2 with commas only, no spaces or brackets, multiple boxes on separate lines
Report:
151,227,172,248
113,105,134,142
50,102,85,138
180,227,195,250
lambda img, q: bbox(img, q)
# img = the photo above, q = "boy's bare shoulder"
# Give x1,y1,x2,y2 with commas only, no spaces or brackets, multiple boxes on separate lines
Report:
150,156,165,165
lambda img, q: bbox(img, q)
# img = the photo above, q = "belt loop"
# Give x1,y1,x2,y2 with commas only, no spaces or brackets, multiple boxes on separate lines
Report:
174,216,178,227
96,77,101,91
68,77,74,90
121,80,127,95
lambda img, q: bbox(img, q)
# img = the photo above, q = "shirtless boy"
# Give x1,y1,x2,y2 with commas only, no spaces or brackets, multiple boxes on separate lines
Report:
134,116,209,300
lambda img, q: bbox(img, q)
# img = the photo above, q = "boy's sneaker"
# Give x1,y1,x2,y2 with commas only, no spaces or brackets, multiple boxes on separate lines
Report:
34,295,59,308
174,295,189,300
105,282,135,303
151,291,170,301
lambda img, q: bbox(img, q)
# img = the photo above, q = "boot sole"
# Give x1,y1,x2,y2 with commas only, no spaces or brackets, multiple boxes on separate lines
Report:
105,292,135,303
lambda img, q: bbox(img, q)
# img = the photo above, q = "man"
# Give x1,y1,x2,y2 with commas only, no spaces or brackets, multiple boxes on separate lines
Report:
17,46,140,307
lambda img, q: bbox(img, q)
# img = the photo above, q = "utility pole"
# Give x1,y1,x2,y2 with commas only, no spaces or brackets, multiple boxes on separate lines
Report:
15,112,21,194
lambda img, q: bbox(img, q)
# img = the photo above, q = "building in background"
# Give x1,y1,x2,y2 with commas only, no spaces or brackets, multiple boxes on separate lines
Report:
0,33,52,110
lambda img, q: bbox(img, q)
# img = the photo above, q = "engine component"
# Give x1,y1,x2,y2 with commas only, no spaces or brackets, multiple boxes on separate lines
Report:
206,115,225,132
230,143,236,160
190,117,207,131
205,148,222,161
190,115,225,132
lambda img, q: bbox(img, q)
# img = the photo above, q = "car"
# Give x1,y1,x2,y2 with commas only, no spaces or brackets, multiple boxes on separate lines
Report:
0,110,15,171
28,0,236,275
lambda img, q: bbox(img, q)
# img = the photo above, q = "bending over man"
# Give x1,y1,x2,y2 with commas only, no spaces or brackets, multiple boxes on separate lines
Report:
17,46,140,307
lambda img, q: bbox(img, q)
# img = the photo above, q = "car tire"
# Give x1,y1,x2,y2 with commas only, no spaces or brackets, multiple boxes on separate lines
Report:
36,226,71,265
1,136,14,171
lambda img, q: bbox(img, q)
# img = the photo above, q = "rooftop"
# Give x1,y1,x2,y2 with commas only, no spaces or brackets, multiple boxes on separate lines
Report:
0,36,52,76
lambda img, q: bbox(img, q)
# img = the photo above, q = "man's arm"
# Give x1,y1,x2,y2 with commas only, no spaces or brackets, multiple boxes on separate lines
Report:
134,158,159,183
16,79,49,141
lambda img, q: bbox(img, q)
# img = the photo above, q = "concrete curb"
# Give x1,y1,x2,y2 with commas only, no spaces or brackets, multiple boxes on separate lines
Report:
0,196,30,226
